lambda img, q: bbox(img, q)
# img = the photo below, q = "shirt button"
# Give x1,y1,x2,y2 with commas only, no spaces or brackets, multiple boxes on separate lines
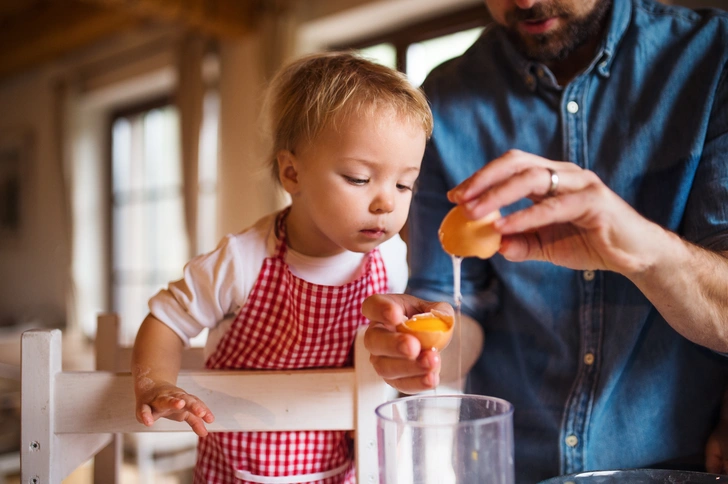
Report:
567,101,579,114
584,353,595,365
583,270,595,281
565,435,579,447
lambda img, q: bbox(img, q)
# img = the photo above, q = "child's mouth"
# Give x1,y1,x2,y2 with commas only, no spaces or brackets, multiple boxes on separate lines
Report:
361,229,386,239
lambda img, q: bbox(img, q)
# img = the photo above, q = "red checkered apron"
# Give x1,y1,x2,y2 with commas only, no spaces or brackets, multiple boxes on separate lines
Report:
194,210,388,483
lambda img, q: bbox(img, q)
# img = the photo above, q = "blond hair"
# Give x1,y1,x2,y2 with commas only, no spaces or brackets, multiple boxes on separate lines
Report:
262,51,433,182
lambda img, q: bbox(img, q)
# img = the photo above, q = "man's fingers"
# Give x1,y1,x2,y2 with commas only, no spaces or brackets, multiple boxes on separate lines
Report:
459,165,595,222
448,150,536,204
706,454,721,474
365,324,421,359
705,436,722,474
448,150,580,206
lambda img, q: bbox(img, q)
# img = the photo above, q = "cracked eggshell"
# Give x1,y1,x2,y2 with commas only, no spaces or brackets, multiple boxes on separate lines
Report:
438,205,502,259
396,310,454,351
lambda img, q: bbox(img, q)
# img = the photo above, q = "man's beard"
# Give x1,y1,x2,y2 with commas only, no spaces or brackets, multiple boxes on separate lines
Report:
502,0,613,63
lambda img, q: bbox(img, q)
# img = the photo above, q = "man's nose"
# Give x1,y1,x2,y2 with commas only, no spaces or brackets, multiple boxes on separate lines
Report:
514,0,540,9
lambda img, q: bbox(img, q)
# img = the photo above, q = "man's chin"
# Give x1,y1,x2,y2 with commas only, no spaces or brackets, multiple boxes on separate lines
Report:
513,39,563,62
504,28,572,62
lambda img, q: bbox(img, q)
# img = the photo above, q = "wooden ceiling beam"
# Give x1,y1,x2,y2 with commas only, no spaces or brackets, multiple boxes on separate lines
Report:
76,0,259,38
0,2,140,79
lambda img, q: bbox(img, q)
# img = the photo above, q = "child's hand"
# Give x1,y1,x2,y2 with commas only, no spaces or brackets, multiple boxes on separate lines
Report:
706,418,728,474
135,378,215,437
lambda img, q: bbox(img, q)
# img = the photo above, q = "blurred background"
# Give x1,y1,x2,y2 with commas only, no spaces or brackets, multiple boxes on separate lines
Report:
0,0,723,482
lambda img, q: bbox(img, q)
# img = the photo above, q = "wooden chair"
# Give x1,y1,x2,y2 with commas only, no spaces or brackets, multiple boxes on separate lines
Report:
21,313,389,484
93,314,201,483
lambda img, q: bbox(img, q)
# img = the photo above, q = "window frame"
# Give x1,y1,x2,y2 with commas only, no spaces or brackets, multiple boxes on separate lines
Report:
334,4,492,73
106,95,176,319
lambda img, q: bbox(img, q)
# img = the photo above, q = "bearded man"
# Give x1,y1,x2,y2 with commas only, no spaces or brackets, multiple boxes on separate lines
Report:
363,0,728,481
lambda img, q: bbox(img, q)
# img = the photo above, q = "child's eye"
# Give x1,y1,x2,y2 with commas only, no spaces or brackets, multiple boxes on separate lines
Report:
397,183,413,191
344,176,369,186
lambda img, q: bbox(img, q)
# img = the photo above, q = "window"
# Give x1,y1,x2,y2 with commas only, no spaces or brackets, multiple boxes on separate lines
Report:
359,43,397,70
197,89,220,254
111,101,189,344
405,27,485,86
346,4,491,85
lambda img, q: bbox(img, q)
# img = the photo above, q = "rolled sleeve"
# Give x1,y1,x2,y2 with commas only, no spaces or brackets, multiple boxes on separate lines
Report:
684,62,728,251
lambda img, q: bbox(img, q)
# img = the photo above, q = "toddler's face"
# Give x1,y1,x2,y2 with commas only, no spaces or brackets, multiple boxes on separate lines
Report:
282,108,426,257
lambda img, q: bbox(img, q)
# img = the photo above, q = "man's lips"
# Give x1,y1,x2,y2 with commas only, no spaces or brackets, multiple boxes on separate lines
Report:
519,17,558,34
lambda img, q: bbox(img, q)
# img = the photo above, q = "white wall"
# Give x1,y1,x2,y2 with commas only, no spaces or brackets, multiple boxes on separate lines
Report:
0,30,179,335
217,37,287,239
0,68,70,330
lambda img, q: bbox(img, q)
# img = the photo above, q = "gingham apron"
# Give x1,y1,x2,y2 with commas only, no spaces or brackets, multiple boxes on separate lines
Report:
194,210,388,484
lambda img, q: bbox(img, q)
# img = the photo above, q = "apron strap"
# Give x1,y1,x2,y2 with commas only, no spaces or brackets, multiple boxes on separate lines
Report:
234,461,350,483
273,207,291,260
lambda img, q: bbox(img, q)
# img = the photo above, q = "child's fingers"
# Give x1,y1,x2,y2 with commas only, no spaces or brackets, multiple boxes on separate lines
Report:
152,391,189,410
136,404,154,426
184,413,209,437
191,399,215,421
173,393,214,421
143,391,215,428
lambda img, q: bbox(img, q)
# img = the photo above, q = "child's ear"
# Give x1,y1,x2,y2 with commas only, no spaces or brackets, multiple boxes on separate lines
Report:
277,150,299,194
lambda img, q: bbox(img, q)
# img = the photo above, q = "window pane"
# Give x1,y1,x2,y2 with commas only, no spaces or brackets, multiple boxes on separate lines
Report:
112,118,131,193
198,89,220,254
359,43,397,69
144,106,182,190
199,91,219,184
406,27,484,86
113,201,147,272
150,195,188,273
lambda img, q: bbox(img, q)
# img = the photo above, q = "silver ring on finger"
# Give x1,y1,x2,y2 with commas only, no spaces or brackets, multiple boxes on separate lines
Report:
546,168,559,197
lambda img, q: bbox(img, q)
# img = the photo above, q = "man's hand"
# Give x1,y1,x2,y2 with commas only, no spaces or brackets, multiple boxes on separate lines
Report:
448,148,728,353
448,149,665,277
706,419,728,474
362,294,453,394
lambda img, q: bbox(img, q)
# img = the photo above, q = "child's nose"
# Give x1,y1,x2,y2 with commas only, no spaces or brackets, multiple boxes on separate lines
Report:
370,191,395,213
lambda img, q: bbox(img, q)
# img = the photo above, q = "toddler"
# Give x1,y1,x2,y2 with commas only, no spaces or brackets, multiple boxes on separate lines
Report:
131,51,433,483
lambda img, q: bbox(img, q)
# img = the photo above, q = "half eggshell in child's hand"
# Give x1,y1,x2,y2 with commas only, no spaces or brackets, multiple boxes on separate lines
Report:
396,310,454,351
438,205,502,259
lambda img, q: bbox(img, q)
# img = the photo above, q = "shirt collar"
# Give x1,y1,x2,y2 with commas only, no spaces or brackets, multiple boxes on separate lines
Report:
596,0,631,78
499,0,632,90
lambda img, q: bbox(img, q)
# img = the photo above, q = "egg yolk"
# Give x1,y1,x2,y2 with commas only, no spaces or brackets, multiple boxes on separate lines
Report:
404,314,450,332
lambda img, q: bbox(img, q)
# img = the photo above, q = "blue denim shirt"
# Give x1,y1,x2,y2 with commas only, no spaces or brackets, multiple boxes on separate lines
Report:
408,0,728,482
